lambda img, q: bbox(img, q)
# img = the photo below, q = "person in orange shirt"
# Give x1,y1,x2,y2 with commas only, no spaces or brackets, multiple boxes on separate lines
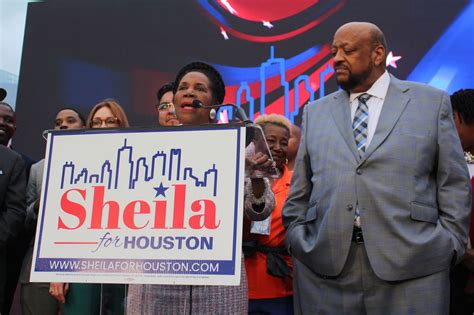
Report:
244,114,294,314
287,124,301,171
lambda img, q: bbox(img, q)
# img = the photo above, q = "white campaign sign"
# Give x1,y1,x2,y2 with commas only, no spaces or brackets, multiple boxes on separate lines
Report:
30,125,246,285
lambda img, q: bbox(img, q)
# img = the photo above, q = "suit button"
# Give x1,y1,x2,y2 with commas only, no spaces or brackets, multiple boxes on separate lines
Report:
347,204,353,211
356,169,362,175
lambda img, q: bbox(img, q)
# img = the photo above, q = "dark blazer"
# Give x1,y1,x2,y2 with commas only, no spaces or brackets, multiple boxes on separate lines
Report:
0,145,26,248
0,145,26,310
19,159,44,284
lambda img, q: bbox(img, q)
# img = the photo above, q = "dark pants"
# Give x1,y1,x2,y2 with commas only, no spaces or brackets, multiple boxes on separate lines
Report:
450,263,474,315
0,248,6,313
21,284,62,315
101,284,127,315
249,296,294,315
2,232,31,314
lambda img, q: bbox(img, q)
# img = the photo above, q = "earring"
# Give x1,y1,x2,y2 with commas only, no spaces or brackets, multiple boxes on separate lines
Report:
209,108,217,120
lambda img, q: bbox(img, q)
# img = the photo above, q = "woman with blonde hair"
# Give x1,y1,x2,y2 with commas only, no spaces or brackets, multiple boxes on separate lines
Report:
244,113,294,314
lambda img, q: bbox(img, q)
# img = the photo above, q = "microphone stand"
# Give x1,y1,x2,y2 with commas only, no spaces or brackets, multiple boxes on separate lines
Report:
191,100,252,125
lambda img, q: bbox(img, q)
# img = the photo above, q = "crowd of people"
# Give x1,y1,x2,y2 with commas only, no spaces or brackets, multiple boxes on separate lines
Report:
0,21,473,315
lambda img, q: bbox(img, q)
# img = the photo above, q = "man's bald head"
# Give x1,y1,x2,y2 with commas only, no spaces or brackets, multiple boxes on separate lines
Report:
332,22,387,92
337,22,387,54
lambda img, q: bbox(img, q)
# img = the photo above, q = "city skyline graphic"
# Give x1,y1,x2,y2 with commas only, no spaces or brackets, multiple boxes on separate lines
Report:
60,138,219,196
217,45,335,123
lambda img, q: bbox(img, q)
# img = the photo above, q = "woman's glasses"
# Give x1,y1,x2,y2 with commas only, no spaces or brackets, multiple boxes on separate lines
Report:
90,117,120,128
157,102,174,111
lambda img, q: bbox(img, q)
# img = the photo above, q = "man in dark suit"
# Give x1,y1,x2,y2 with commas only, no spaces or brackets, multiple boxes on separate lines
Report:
283,22,471,314
0,145,26,312
0,101,34,314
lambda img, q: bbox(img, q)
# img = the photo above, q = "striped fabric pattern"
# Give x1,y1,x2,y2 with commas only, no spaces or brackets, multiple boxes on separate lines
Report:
353,93,371,227
352,93,371,154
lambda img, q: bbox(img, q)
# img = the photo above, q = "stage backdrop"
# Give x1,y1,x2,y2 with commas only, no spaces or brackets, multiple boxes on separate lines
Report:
14,0,474,159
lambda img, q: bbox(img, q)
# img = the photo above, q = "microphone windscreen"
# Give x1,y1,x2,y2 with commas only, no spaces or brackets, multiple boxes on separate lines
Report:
192,99,203,108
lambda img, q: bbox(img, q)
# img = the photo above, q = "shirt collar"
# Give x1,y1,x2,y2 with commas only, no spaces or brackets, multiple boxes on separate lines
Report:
349,71,390,102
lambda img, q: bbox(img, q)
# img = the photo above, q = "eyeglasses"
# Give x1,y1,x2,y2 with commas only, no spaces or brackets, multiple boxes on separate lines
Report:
90,117,120,128
157,102,174,111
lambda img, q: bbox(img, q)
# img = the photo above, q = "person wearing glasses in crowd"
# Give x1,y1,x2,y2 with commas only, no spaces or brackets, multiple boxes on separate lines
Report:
87,99,130,129
50,100,130,315
156,82,179,126
127,61,275,314
20,108,85,315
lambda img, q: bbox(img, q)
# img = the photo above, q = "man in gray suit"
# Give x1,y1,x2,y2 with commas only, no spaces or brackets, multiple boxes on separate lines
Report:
19,108,85,315
282,22,471,314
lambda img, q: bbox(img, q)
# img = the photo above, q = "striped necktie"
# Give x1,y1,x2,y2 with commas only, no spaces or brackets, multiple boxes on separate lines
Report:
353,93,371,155
352,93,371,228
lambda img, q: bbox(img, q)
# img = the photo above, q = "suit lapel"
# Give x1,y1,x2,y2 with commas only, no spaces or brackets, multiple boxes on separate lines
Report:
329,90,360,161
361,77,410,164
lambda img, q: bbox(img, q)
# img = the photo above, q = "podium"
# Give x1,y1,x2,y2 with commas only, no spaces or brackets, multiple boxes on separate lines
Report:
31,123,277,314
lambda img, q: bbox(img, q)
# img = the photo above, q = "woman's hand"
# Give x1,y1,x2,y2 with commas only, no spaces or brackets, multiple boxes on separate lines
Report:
246,152,274,177
246,152,273,197
49,282,69,303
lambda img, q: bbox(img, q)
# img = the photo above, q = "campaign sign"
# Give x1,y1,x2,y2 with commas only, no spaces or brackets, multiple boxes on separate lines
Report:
30,125,246,285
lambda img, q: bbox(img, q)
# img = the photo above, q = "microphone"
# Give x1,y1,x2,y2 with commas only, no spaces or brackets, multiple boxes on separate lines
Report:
191,100,252,124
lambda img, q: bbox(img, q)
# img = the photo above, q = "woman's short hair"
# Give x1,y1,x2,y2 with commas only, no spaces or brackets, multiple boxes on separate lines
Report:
157,82,175,103
255,114,291,134
173,61,226,104
87,99,130,128
451,89,474,125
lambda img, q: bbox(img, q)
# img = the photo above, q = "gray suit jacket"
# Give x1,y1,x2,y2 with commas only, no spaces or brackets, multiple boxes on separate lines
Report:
282,75,471,281
19,159,44,284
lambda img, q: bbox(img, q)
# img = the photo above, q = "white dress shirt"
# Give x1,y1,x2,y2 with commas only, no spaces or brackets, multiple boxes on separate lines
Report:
350,71,390,227
468,164,474,178
349,71,391,149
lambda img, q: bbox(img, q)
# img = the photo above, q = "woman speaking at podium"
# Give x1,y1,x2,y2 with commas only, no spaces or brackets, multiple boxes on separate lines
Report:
127,62,275,314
